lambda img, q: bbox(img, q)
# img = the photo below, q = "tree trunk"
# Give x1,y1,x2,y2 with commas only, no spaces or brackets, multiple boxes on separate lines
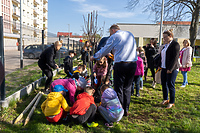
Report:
189,1,200,47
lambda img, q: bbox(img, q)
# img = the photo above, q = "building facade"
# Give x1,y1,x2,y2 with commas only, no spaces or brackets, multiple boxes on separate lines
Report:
1,0,48,51
117,21,200,56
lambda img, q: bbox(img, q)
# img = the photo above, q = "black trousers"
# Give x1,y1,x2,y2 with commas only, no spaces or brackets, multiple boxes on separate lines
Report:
75,104,97,124
38,63,53,90
145,60,155,81
114,62,137,113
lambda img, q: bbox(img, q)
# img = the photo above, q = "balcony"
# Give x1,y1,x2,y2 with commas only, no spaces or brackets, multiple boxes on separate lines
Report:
12,11,20,20
43,7,47,13
43,0,48,4
12,22,20,34
33,0,39,6
12,0,20,6
33,19,39,27
33,9,39,17
43,24,47,30
34,28,39,37
43,16,47,21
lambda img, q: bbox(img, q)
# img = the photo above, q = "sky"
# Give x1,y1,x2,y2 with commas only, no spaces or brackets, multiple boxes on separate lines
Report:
48,0,154,37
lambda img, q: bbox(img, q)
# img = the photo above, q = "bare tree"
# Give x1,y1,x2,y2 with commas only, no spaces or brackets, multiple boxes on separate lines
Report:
127,0,200,47
82,10,105,43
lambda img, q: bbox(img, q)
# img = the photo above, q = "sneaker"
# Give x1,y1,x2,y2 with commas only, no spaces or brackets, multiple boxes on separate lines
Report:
87,122,99,128
152,81,156,88
140,87,143,90
180,85,186,88
136,94,140,97
105,122,113,127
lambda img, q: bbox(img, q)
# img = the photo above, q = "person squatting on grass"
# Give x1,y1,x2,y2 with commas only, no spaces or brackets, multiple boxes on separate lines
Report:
90,24,137,116
132,51,144,97
98,84,124,127
158,29,180,109
41,85,70,123
93,56,108,88
179,39,192,88
70,86,99,128
38,40,63,91
64,50,76,78
50,77,87,105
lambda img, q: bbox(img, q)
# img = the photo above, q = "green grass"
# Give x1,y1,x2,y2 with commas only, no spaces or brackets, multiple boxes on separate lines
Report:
1,59,200,133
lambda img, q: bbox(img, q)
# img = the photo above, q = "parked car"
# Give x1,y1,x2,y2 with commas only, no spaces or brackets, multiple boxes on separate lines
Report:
23,44,50,59
56,46,69,58
23,44,69,59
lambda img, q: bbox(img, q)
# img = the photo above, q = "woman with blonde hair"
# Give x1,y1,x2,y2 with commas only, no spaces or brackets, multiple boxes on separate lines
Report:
179,39,192,87
158,29,180,109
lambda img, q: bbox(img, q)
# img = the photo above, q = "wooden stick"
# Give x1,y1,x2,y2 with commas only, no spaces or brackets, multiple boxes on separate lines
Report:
13,91,41,124
24,92,43,126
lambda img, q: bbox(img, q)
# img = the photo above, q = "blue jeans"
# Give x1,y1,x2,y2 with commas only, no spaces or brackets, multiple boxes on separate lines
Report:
140,77,143,88
132,75,140,95
181,71,188,86
161,69,178,104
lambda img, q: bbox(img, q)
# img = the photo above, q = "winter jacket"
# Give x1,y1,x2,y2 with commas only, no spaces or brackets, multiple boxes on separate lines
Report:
100,88,124,120
51,79,76,104
64,56,73,74
38,45,57,70
81,47,92,62
70,92,96,115
135,57,144,76
93,62,108,77
41,92,70,116
180,46,192,68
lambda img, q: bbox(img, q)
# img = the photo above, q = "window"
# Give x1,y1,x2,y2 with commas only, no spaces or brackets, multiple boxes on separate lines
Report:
27,12,29,18
23,10,25,16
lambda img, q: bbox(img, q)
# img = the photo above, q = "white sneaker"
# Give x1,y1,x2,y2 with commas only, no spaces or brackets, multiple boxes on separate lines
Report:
140,87,143,90
180,85,186,88
152,81,156,88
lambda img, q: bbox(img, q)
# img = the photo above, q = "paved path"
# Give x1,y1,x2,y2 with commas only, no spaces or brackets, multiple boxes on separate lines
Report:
4,50,38,75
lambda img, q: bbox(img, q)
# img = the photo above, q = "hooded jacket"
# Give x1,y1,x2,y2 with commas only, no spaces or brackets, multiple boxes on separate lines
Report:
134,57,144,76
41,92,70,116
70,92,95,115
51,79,76,104
100,88,124,120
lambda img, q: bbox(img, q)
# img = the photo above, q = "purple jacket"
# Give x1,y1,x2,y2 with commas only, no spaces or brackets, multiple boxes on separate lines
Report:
135,57,144,76
51,79,76,104
100,88,124,120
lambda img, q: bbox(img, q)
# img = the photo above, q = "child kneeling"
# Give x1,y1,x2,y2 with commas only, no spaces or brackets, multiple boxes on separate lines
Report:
41,85,70,123
70,86,98,127
98,84,124,127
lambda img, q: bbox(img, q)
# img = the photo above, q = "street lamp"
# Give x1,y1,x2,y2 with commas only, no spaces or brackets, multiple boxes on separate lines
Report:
159,0,164,46
20,0,23,68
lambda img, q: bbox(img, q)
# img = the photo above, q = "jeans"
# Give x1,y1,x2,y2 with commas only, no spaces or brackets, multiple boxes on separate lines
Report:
161,69,178,104
140,77,143,88
114,62,137,113
181,71,188,86
132,75,140,95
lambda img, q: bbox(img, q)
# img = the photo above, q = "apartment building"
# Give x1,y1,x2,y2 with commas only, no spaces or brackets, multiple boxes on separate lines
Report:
1,0,48,50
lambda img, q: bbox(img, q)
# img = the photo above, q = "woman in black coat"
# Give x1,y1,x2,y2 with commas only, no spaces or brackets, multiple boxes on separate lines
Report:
158,29,180,109
38,41,62,91
144,38,157,87
81,41,91,65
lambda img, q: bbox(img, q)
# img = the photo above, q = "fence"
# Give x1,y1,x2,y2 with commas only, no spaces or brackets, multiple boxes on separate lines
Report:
0,17,84,101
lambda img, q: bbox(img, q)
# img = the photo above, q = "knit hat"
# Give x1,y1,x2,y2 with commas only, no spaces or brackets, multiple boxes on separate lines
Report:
77,77,87,89
53,85,68,92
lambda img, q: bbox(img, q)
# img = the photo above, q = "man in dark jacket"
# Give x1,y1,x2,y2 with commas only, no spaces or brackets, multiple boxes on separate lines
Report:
38,41,62,91
64,50,76,77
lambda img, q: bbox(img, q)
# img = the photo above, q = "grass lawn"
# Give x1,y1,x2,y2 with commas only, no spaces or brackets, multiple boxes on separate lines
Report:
0,59,200,133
